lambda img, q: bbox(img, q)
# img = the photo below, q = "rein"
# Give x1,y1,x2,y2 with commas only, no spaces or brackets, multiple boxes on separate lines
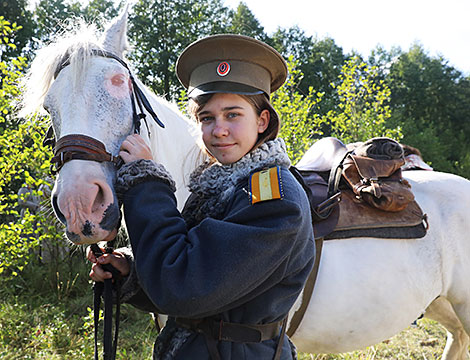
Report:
90,244,122,360
45,50,165,359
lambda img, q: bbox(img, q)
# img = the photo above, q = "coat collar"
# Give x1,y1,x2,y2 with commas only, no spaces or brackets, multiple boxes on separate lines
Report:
182,138,291,227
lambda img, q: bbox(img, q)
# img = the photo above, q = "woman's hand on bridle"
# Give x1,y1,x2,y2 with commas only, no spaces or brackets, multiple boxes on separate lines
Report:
119,134,153,164
87,247,130,282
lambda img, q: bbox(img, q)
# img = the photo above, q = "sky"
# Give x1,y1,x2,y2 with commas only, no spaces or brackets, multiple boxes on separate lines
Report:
222,0,470,76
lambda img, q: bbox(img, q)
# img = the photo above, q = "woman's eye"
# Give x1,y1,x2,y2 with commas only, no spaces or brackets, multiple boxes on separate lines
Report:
227,112,239,119
199,116,214,123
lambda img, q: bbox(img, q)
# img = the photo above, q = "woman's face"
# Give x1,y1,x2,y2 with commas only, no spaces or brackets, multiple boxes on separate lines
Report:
197,93,270,165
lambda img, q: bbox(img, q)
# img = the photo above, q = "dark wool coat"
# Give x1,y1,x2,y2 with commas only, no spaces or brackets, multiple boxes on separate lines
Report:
116,139,315,360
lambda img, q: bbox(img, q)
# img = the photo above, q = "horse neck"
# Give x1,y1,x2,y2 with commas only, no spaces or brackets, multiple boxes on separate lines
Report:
138,82,203,207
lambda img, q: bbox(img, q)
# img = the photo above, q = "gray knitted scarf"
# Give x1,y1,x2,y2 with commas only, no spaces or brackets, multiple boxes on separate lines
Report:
182,138,291,228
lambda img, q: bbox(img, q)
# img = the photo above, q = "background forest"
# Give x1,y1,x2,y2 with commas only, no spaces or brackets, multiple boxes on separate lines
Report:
1,0,468,358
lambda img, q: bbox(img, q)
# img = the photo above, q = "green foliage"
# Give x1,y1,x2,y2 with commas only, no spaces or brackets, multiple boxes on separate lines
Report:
270,29,346,115
81,0,122,28
273,57,324,163
0,0,34,58
33,0,83,44
0,263,158,359
228,2,266,40
0,17,27,130
0,119,62,276
128,0,231,99
324,57,402,144
388,44,470,176
0,18,63,277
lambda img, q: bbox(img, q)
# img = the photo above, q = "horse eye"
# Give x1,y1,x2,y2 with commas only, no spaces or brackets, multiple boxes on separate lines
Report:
111,74,125,86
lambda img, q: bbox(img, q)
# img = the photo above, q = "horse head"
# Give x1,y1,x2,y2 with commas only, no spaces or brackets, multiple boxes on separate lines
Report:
22,8,201,245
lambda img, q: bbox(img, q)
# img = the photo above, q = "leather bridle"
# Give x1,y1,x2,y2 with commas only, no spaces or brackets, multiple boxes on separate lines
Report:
45,49,165,174
50,134,123,173
44,49,166,360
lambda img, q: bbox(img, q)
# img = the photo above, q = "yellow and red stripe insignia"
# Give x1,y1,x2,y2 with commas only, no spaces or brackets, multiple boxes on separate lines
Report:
249,166,283,204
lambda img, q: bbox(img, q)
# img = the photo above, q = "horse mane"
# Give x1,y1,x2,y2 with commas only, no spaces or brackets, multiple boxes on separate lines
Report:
20,21,107,117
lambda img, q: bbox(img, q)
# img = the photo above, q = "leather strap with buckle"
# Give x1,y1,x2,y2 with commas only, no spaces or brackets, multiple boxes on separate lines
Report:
175,316,287,360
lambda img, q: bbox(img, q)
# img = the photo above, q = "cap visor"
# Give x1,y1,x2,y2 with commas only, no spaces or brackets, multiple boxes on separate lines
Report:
188,81,265,98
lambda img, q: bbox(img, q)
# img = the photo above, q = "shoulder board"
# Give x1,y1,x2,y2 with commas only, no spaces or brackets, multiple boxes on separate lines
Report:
249,166,284,204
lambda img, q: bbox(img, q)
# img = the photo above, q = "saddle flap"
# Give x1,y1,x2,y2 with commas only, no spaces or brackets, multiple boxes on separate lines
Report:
325,189,427,240
293,169,339,239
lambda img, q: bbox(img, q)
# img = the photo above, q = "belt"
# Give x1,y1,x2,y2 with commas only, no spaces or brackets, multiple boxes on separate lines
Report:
175,316,287,360
175,317,283,342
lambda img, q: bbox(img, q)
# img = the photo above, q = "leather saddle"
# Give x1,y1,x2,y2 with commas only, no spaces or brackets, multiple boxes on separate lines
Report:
292,137,428,240
286,137,429,338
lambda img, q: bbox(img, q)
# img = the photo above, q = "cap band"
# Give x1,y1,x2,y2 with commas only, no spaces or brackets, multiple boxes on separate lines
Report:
189,60,271,96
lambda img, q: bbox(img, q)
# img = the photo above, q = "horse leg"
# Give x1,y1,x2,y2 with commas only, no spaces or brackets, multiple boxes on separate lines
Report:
425,296,470,360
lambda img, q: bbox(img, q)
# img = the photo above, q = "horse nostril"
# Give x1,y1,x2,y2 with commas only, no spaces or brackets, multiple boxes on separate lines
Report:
92,185,105,213
52,195,67,225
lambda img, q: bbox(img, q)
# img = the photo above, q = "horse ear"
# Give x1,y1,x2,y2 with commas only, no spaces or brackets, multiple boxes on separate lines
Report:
101,5,129,57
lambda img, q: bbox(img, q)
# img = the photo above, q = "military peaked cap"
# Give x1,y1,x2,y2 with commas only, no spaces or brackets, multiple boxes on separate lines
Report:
176,34,288,98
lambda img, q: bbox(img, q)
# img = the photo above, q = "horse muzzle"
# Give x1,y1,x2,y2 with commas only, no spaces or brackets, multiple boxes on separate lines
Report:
52,194,121,244
51,163,121,244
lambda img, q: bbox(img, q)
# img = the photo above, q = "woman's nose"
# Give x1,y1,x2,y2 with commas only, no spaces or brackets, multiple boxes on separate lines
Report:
212,120,229,137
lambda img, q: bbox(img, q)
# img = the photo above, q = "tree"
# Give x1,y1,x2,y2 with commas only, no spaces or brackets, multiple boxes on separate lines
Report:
323,56,402,144
33,0,83,44
270,26,313,67
0,17,27,130
0,18,61,276
272,57,324,163
306,37,346,113
228,2,266,41
81,0,123,29
0,0,34,58
128,0,231,99
388,44,470,176
270,27,345,115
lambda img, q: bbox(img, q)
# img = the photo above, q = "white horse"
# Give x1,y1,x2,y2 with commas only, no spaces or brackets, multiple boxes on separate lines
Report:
21,9,470,360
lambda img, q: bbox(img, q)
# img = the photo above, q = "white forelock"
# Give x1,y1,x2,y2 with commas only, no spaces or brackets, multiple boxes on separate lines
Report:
20,22,104,118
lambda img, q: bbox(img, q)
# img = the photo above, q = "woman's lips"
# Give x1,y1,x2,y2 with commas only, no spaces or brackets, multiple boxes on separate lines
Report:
213,143,235,149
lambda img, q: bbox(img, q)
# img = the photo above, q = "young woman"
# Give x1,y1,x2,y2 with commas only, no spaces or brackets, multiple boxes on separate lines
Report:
88,34,315,360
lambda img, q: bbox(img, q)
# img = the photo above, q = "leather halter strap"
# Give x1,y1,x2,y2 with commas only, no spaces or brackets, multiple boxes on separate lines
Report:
50,134,123,174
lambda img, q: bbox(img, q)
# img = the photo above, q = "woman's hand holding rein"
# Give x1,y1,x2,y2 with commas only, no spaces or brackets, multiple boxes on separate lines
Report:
87,247,130,282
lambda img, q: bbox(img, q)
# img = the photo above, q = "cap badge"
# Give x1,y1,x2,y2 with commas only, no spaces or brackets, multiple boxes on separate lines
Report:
217,61,230,77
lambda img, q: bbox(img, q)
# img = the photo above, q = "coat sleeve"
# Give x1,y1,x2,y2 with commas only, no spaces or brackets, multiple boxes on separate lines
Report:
121,169,314,318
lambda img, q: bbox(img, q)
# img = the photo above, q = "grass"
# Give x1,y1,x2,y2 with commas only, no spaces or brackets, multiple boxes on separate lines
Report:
0,256,449,360
0,253,157,360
